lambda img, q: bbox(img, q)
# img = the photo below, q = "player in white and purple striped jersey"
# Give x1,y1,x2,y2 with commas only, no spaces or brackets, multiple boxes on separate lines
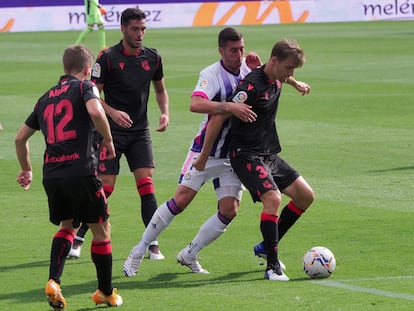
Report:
123,28,306,277
187,55,253,160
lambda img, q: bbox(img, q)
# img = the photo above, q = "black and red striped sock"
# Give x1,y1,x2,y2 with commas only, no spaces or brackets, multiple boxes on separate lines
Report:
278,200,304,241
49,228,74,283
91,239,113,296
136,177,157,227
260,212,279,269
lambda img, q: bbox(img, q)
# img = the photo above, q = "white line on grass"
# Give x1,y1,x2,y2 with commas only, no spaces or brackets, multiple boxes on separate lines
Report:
338,275,414,282
312,276,414,301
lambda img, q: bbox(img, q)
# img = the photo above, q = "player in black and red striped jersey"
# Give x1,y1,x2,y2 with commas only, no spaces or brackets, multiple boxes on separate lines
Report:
228,39,311,281
193,39,313,282
69,7,169,260
15,45,122,309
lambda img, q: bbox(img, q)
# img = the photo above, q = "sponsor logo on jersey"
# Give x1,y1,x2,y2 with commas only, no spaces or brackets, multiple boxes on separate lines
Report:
232,91,248,103
45,152,80,163
198,79,207,88
184,172,191,180
92,63,101,78
141,60,150,71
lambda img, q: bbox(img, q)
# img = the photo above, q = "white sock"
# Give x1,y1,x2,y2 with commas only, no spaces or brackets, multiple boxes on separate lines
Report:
130,202,175,257
184,213,229,258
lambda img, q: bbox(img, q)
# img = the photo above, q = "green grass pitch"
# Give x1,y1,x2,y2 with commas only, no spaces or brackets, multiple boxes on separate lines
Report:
0,20,413,310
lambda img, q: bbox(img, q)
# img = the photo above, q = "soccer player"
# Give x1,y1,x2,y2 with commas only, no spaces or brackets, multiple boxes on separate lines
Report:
68,8,169,260
75,0,107,50
195,39,313,281
15,45,122,308
122,28,310,277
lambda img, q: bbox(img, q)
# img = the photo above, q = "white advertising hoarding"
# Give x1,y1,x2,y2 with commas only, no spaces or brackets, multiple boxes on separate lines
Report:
1,1,413,33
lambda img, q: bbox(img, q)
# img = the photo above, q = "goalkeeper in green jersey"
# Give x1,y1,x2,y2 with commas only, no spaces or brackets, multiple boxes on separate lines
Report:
75,0,107,50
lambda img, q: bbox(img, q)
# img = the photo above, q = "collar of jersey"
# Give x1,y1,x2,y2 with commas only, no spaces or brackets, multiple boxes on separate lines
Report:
118,40,143,56
260,65,276,85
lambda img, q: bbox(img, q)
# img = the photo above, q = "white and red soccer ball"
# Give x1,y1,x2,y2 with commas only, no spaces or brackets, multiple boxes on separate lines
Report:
303,246,336,279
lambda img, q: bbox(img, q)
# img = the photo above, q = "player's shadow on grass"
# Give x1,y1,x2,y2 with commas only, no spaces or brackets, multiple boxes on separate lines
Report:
0,257,94,273
0,267,312,309
368,165,414,173
114,268,312,291
0,259,50,272
0,270,259,308
0,279,104,309
114,269,264,291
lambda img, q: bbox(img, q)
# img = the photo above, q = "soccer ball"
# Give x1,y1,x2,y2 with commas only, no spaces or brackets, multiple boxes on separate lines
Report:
302,246,336,279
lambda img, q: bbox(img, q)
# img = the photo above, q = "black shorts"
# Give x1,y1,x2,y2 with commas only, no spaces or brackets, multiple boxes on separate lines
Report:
43,176,110,227
230,151,299,203
98,130,154,175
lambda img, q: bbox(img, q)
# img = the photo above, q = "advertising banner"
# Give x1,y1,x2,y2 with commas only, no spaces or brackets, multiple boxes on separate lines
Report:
1,1,413,33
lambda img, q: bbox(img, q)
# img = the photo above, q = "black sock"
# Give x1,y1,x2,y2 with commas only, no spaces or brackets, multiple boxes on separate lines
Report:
136,178,158,226
75,223,89,240
260,213,279,269
141,193,157,226
49,229,73,283
278,202,303,241
91,240,113,296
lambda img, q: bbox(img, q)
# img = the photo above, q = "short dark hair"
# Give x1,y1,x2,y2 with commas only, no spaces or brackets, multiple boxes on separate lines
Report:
121,8,146,26
218,27,243,48
271,39,305,67
63,45,94,74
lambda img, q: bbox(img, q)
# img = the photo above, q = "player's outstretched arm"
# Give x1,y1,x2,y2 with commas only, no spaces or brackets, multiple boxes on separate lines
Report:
191,97,256,171
285,76,311,96
191,96,256,122
224,101,257,122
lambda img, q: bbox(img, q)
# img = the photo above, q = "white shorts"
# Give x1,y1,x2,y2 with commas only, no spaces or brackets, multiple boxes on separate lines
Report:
179,151,243,201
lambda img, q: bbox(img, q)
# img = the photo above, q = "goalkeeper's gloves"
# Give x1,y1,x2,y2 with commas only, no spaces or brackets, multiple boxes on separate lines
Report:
99,6,107,15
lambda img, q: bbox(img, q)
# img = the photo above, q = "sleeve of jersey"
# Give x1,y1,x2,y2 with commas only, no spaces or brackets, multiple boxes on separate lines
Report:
24,108,40,130
81,81,101,103
153,54,164,81
191,70,218,99
229,81,257,106
91,52,108,84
